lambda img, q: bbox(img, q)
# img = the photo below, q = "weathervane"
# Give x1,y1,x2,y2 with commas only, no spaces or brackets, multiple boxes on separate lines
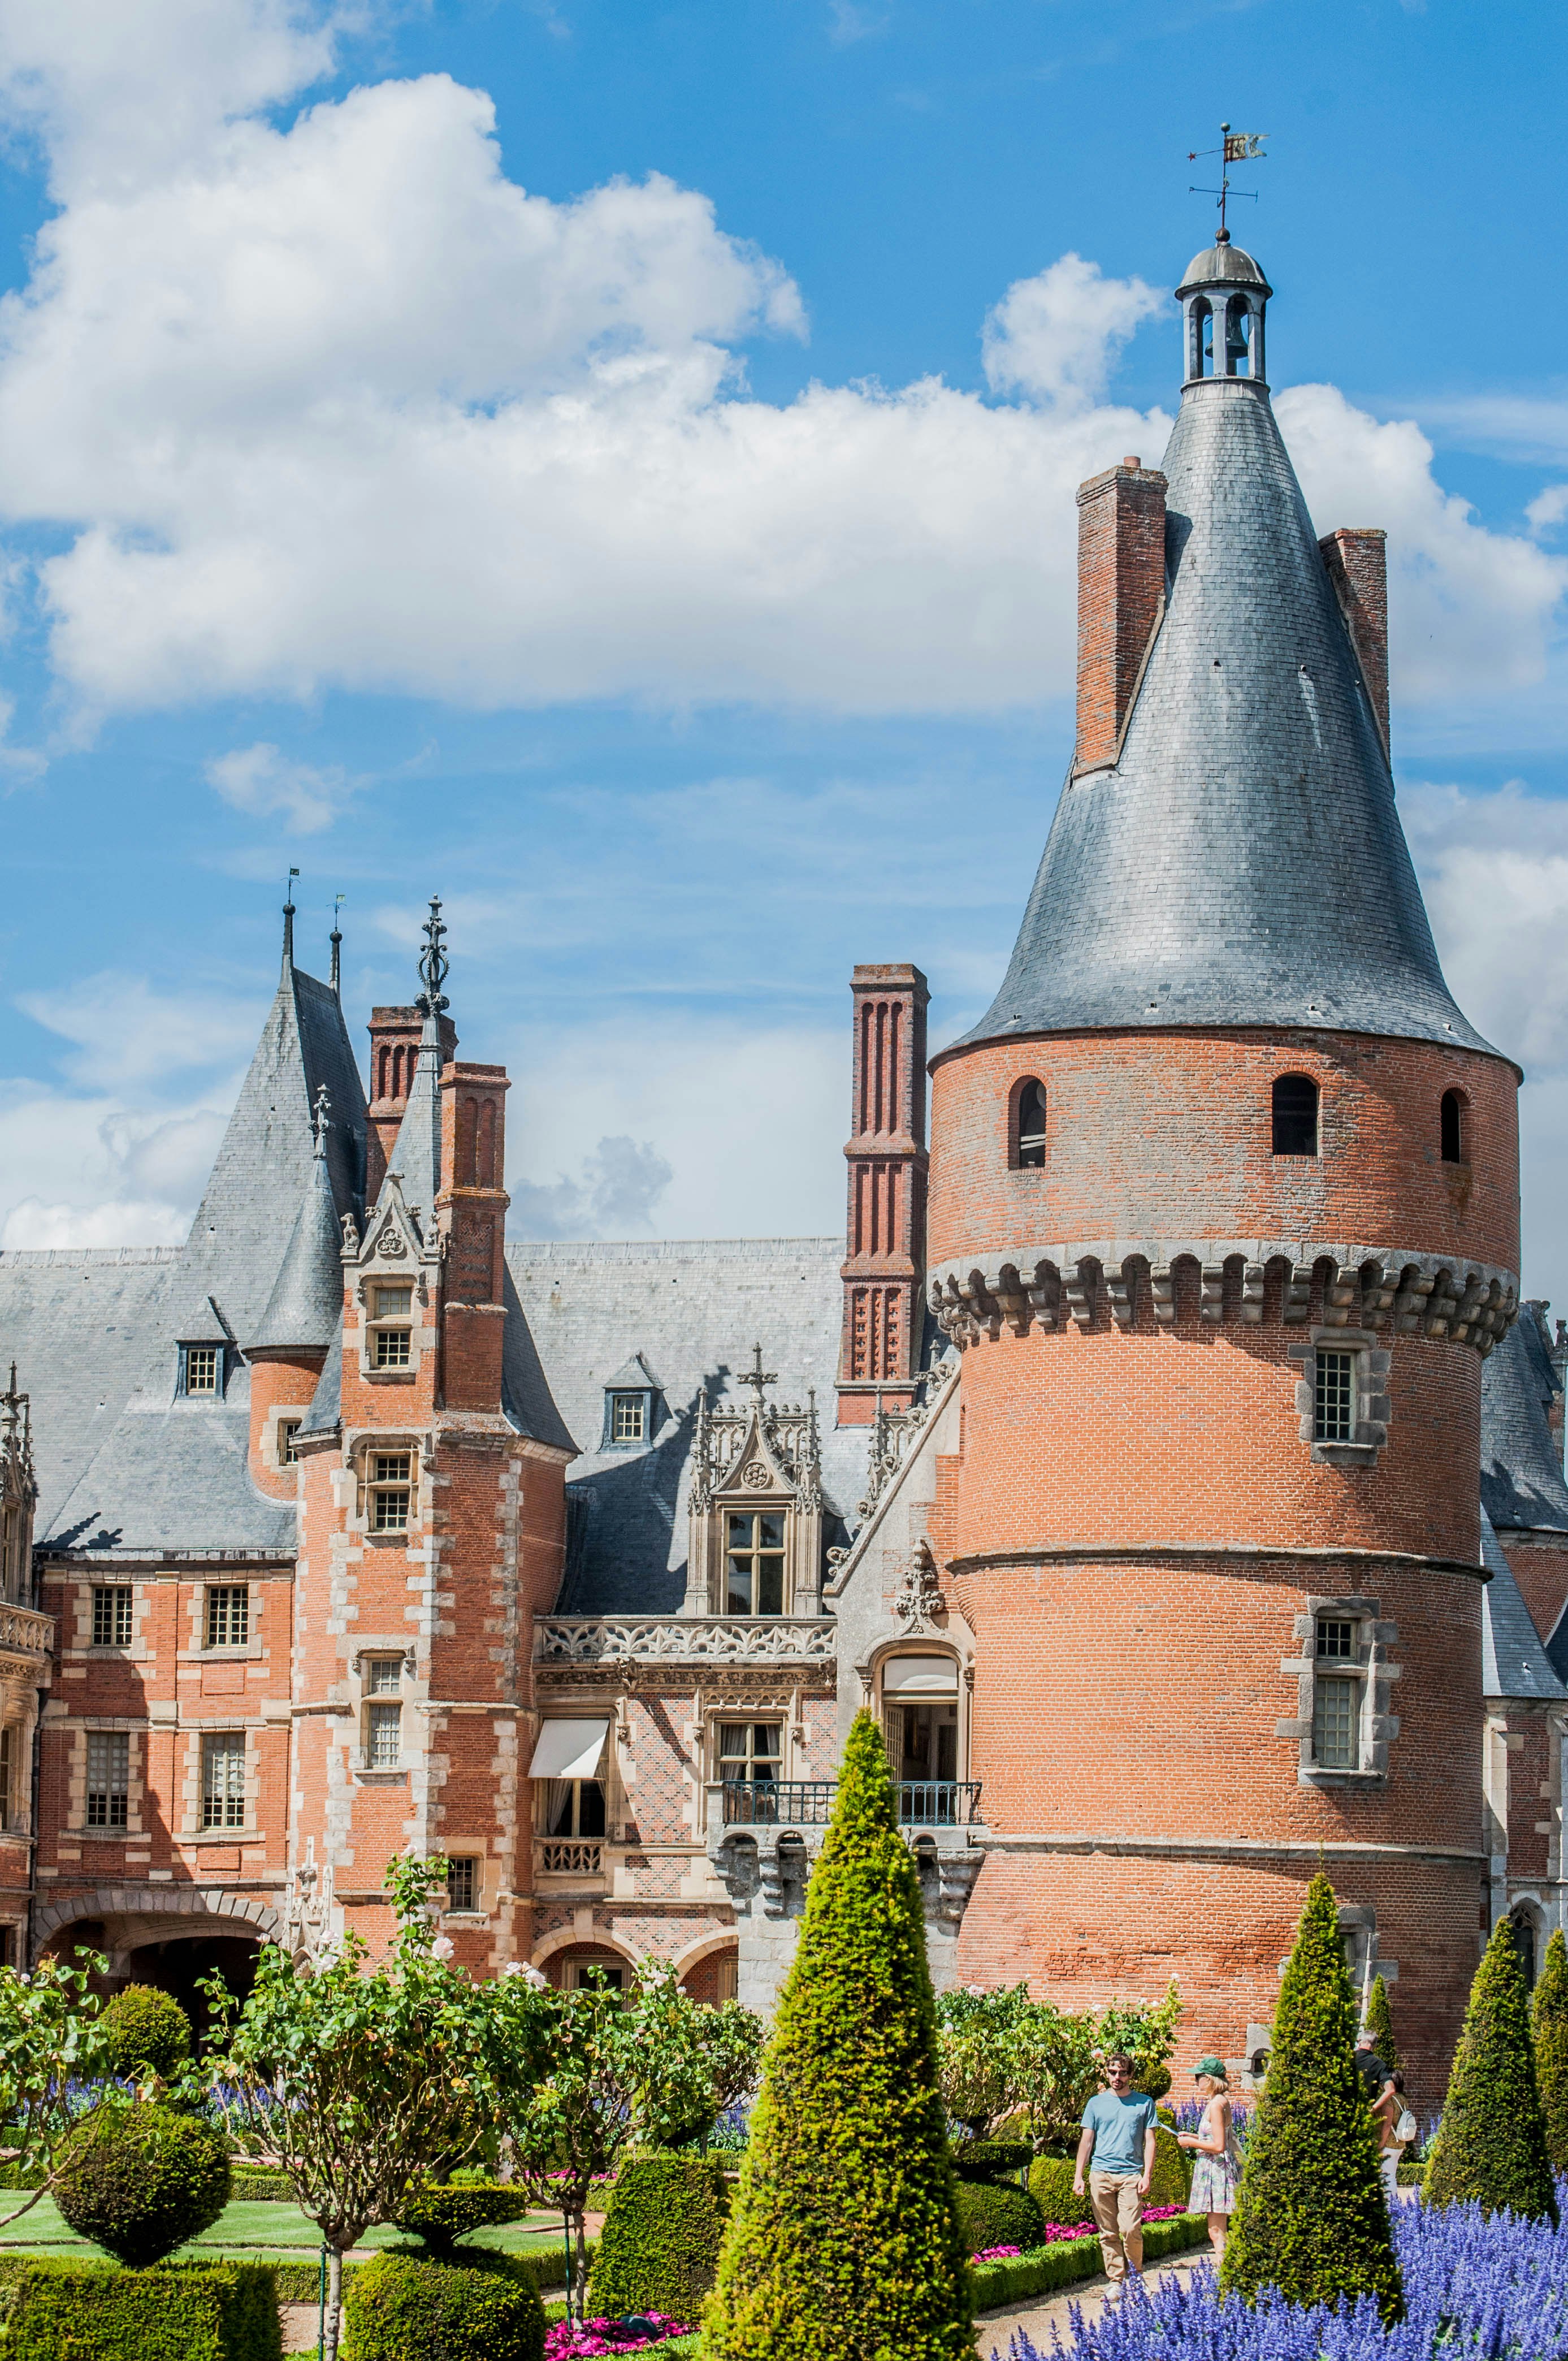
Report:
416,894,449,1019
1188,121,1267,237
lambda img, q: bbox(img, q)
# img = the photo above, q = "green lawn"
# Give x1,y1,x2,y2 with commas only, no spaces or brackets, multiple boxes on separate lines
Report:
0,2195,568,2261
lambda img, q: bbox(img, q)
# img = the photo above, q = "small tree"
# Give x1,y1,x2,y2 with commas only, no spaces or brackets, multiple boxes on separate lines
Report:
206,1857,521,2361
1426,1915,1558,2221
704,1710,973,2361
1220,1873,1401,2323
1365,1973,1399,2078
1534,1928,1568,2174
496,1958,760,2324
0,1949,115,2226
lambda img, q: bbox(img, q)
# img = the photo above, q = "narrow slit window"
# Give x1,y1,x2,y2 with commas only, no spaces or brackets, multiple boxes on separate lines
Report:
1272,1074,1319,1157
1314,1352,1356,1445
1014,1080,1048,1170
1441,1091,1465,1164
1312,1675,1358,1770
0,1727,14,1832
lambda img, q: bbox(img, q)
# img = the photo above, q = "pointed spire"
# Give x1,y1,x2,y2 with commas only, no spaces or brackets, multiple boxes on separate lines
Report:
330,894,344,997
250,1087,344,1354
282,867,300,974
956,247,1489,1060
380,896,449,1225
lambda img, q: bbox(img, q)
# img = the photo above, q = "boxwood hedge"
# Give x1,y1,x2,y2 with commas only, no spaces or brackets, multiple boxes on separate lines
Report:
343,2251,544,2361
586,2151,729,2321
0,2255,279,2361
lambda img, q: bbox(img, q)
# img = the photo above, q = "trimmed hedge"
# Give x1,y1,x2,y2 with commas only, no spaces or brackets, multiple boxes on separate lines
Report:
968,2212,1209,2311
0,2255,279,2361
1426,1913,1557,2221
586,2151,729,2323
950,2141,1032,2183
55,2104,231,2269
101,1987,193,2085
1149,2122,1192,2209
1027,2156,1080,2229
229,2170,296,2205
343,2251,544,2361
391,2183,535,2251
267,2239,596,2307
1533,1927,1568,2174
954,2178,1044,2256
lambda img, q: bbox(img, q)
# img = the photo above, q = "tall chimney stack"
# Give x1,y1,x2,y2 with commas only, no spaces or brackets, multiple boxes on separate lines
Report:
1073,457,1168,775
837,964,928,1426
1319,527,1390,755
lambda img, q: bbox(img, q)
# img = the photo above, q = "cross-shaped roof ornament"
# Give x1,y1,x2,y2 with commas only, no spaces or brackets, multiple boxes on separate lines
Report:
738,1342,777,1408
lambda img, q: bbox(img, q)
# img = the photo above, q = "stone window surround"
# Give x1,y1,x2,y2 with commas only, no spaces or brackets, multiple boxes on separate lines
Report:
260,1405,312,1475
1287,1327,1391,1468
352,1269,434,1387
439,1843,495,1922
1277,1594,1400,1787
343,1434,426,1542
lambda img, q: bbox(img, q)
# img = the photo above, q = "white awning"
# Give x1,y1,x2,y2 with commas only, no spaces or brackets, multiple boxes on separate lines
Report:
527,1718,610,1781
881,1654,960,1697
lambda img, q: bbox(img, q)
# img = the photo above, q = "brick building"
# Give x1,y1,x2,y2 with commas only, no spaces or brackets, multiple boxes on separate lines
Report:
0,231,1562,2095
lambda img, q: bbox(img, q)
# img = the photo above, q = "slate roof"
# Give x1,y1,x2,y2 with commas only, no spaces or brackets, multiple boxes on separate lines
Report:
382,1016,443,1227
250,1122,343,1353
1481,1508,1567,1700
957,286,1492,1058
506,1238,879,1616
0,1248,180,1533
1480,1305,1568,1536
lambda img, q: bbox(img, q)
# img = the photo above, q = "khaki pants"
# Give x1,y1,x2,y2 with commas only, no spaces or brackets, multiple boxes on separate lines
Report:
1089,2171,1143,2282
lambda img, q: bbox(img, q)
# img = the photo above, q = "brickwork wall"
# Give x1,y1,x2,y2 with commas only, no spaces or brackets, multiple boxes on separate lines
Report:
1501,1537,1568,1647
929,1031,1518,1274
246,1353,327,1502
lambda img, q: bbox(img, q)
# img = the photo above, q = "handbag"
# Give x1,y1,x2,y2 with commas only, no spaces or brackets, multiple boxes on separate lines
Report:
1394,2108,1418,2145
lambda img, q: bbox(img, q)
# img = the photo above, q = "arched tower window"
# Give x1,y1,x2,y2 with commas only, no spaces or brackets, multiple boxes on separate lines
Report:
1224,296,1251,377
1272,1074,1319,1157
1189,297,1212,380
1013,1079,1047,1169
1440,1089,1465,1164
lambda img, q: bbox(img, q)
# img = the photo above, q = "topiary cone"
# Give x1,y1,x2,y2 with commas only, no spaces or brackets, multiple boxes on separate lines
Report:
1219,1874,1402,2322
1426,1915,1558,2220
1534,1928,1568,2174
701,1711,973,2361
1365,1973,1399,2078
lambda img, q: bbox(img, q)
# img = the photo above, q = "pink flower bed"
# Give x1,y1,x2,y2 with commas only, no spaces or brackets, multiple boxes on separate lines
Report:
544,2314,690,2357
972,2245,1024,2262
1034,2203,1188,2247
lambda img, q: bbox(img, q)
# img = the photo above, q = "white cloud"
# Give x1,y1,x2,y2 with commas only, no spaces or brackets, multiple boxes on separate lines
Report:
0,1079,228,1249
982,253,1164,410
207,740,351,832
1527,483,1568,536
511,1134,674,1239
0,24,1549,723
18,971,259,1087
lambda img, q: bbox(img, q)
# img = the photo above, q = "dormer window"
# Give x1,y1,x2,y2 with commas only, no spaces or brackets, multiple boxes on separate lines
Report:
370,1285,413,1369
180,1344,222,1396
600,1355,661,1450
611,1393,646,1444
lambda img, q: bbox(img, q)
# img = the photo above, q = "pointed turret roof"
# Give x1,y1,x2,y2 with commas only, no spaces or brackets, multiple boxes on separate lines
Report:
378,896,448,1230
1481,1508,1567,1700
958,244,1493,1059
250,1089,344,1353
1481,1303,1568,1536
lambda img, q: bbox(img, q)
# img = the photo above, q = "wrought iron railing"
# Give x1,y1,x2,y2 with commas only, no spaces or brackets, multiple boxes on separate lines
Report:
538,1839,604,1875
720,1779,981,1828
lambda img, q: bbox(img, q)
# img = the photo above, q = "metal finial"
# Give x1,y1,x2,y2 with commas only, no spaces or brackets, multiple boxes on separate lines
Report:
283,867,301,969
416,894,450,1019
312,1085,332,1156
330,894,344,996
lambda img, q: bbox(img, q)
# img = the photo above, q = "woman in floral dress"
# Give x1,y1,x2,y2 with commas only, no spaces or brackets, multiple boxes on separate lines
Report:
1176,2056,1241,2261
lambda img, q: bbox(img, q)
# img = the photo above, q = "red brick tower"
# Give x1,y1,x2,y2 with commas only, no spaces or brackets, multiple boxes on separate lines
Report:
926,234,1521,2097
838,964,930,1424
289,900,574,1968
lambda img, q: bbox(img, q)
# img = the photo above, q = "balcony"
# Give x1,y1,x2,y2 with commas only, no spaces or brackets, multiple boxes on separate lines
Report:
720,1779,982,1829
538,1838,603,1876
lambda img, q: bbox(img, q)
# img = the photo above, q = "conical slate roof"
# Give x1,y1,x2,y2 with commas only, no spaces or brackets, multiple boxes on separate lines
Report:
959,331,1493,1055
1481,1303,1568,1536
250,1112,343,1352
1480,1507,1567,1700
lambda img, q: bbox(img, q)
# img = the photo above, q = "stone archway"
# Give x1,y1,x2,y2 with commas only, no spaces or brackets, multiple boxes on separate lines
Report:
34,1886,283,2028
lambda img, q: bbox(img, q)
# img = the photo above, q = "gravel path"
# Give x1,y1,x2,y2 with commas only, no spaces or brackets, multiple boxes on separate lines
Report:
974,2247,1213,2356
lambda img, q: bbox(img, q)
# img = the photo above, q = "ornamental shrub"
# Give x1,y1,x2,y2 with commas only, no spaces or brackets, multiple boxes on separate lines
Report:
1534,1927,1568,2174
1364,1973,1399,2078
343,2251,545,2361
0,2255,280,2361
1146,2122,1190,2209
951,2139,1032,2182
54,2101,231,2268
1028,2156,1081,2228
954,2177,1043,2255
703,1710,973,2361
587,2151,730,2321
1219,1873,1402,2321
1426,1914,1558,2221
392,2182,535,2252
101,1984,193,2084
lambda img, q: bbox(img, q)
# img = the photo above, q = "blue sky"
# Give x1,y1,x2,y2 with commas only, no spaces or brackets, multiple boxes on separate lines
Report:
2,0,1567,1296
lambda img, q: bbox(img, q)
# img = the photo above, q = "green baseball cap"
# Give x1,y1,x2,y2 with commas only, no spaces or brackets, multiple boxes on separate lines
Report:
1193,2056,1228,2081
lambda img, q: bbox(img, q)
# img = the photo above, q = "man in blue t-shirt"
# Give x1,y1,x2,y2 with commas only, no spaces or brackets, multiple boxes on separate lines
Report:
1073,2053,1159,2283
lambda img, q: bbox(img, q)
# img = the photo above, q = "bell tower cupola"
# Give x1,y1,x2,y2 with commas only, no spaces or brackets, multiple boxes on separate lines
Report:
1177,229,1271,385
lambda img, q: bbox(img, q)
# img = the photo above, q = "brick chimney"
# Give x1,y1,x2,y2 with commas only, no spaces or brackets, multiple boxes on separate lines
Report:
437,1062,510,1413
837,965,929,1425
1073,457,1168,775
365,1005,457,1203
1319,527,1389,755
